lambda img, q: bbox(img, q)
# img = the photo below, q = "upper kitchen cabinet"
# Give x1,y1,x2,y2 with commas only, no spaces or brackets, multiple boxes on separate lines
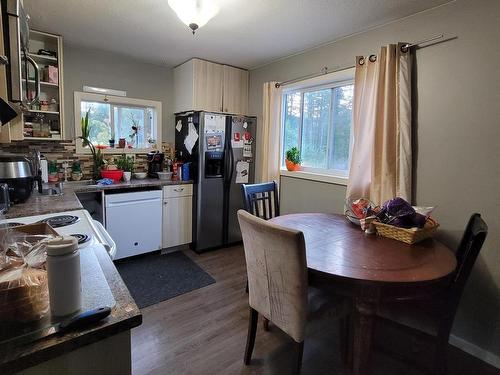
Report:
222,65,248,115
2,30,64,142
174,59,222,113
174,58,248,115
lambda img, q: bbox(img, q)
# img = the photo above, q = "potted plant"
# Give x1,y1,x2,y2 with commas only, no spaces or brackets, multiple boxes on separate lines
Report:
79,109,104,181
71,160,83,181
116,154,134,182
48,160,59,182
285,147,302,171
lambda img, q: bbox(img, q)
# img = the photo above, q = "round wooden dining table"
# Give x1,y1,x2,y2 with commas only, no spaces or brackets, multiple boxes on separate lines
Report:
269,213,456,375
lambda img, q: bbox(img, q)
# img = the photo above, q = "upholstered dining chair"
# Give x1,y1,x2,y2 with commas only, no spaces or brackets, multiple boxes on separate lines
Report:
237,209,351,373
376,213,488,374
241,181,280,220
241,181,280,330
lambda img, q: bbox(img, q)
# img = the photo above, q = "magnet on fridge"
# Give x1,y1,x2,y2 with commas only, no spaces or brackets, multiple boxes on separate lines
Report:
243,122,248,129
244,132,251,141
234,132,240,141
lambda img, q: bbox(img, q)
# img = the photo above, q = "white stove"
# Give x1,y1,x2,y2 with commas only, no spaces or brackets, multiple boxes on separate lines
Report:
0,209,116,259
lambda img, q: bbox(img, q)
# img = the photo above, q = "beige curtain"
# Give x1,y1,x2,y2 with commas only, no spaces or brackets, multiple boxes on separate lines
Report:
346,43,412,205
259,82,282,183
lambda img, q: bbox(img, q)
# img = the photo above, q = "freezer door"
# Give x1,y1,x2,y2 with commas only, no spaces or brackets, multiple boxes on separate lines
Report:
192,113,227,252
226,116,257,244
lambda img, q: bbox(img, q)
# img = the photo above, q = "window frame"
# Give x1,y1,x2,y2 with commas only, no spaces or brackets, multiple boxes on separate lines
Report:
280,67,355,185
74,91,162,155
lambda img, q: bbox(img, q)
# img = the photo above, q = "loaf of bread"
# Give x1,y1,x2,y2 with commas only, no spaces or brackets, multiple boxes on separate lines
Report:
0,267,49,322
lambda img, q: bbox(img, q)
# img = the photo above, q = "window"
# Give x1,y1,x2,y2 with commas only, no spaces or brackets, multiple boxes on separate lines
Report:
75,92,162,153
281,69,354,181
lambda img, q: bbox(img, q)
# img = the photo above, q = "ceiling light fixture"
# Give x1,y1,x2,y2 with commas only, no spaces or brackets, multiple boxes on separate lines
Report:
168,0,219,34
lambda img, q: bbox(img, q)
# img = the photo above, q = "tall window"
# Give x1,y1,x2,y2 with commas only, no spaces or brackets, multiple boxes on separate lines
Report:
282,76,354,179
75,92,161,153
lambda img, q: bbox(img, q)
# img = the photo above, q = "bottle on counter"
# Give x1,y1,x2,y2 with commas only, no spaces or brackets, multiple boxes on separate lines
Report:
46,236,82,317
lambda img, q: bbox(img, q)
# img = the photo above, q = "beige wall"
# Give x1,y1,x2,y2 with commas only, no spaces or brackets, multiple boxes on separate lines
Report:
249,0,500,363
62,44,175,142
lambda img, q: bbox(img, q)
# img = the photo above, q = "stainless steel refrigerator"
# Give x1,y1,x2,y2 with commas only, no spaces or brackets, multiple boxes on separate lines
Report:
175,111,257,253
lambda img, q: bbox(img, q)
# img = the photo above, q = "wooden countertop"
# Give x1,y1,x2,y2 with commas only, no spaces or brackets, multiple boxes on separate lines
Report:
0,245,142,374
4,178,193,219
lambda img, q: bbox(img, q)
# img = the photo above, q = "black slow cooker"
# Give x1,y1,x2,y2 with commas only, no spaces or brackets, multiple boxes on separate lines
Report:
0,155,34,203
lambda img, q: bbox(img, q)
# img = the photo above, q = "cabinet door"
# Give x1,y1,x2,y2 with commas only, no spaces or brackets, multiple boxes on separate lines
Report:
223,65,248,115
162,196,193,249
193,59,223,112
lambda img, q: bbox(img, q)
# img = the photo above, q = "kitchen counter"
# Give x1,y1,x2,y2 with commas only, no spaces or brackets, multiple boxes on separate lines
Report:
0,245,142,374
4,178,193,219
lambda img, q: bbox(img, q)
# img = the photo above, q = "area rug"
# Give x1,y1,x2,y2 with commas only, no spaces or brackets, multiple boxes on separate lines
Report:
116,252,215,309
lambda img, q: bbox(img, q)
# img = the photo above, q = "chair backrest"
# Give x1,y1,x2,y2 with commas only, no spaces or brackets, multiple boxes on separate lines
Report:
237,209,308,342
241,181,279,220
450,213,488,306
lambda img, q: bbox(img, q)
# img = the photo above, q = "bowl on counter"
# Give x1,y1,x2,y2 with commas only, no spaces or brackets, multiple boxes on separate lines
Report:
157,172,172,181
100,169,123,183
134,172,147,179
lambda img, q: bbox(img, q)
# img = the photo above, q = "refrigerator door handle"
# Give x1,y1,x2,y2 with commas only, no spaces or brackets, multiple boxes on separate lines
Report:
227,143,235,185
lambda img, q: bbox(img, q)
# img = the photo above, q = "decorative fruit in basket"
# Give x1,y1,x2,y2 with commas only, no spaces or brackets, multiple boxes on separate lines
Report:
376,197,428,229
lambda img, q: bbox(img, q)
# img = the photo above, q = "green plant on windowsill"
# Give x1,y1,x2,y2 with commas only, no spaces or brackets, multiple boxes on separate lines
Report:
78,109,103,181
285,147,302,171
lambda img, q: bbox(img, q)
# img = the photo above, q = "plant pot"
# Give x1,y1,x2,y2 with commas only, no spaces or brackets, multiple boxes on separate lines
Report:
123,171,131,182
285,159,301,171
71,171,83,181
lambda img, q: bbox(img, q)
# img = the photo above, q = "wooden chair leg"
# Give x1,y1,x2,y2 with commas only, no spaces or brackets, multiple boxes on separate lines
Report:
434,324,452,375
339,315,350,364
244,307,258,365
294,341,304,374
263,317,270,331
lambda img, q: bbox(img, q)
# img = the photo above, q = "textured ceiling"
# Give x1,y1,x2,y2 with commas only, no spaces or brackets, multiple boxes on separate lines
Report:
24,0,451,69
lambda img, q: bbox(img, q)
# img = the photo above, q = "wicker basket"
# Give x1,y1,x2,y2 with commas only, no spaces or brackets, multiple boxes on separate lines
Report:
373,217,439,245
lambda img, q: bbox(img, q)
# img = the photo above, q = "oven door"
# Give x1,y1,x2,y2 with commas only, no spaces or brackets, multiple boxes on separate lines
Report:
2,0,39,104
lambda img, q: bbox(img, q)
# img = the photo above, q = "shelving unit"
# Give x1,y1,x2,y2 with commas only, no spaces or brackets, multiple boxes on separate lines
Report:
10,30,64,141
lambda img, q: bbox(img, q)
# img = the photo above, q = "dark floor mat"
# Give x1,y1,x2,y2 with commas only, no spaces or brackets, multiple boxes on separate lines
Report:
116,252,215,308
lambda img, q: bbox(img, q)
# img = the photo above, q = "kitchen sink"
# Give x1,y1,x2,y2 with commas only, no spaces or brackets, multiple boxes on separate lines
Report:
41,187,63,196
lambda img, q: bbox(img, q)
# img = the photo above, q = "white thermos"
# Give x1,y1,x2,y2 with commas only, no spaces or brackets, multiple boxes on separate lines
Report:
46,236,82,316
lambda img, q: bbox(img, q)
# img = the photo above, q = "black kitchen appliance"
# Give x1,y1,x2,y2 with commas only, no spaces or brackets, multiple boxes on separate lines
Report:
175,111,257,253
146,151,164,178
0,154,35,203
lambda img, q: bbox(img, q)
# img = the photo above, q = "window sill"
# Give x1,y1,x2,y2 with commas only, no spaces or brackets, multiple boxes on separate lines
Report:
76,148,155,156
280,169,348,186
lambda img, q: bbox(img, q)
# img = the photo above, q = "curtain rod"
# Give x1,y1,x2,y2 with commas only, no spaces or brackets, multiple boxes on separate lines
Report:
275,34,446,88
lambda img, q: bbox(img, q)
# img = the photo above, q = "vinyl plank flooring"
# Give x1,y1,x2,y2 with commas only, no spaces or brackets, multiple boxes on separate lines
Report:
131,245,500,375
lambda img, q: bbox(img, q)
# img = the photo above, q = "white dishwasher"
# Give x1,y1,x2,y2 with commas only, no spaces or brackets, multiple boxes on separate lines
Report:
105,190,162,260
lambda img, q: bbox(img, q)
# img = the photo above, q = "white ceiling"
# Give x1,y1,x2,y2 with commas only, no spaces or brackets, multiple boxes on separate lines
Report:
24,0,451,69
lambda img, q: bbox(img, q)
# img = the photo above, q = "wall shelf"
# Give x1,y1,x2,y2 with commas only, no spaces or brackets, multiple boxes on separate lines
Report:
27,53,58,62
26,109,60,115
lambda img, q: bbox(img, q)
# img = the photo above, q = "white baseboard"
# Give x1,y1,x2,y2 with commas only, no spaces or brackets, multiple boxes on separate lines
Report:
450,334,500,369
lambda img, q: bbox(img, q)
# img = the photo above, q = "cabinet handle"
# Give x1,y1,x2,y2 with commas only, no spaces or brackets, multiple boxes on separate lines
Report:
174,188,184,192
163,201,167,205
224,108,228,112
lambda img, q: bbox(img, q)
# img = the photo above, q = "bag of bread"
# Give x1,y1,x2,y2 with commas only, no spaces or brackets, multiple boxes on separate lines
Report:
0,224,57,322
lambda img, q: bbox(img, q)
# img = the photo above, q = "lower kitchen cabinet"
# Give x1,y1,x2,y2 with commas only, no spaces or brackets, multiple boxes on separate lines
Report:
162,185,193,249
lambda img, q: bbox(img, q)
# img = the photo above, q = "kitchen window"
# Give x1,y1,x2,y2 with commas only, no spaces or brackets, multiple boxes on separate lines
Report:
281,68,355,184
74,92,162,154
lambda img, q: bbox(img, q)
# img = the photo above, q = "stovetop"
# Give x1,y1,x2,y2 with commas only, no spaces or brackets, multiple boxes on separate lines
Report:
38,215,80,228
